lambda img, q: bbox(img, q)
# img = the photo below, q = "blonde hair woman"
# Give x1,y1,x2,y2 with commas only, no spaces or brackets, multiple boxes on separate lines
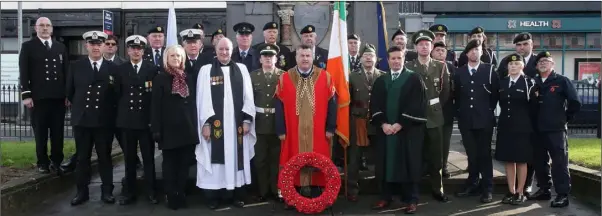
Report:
150,45,199,210
494,53,537,205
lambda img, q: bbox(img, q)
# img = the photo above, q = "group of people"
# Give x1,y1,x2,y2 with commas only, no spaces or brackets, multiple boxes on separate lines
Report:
20,15,581,214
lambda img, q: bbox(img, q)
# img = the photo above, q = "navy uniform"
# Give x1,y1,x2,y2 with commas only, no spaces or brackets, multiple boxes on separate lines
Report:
231,22,260,72
143,26,166,68
529,52,581,208
429,24,458,66
497,32,538,79
458,27,497,68
192,23,215,56
251,22,293,70
19,30,69,174
115,35,158,205
288,25,329,70
348,34,362,72
494,54,537,204
67,31,119,206
250,44,283,201
453,39,499,203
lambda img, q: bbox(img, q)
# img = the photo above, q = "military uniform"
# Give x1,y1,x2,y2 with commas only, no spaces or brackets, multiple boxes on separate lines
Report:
250,44,283,200
67,31,118,206
115,35,158,205
347,44,383,199
348,34,363,72
457,27,498,68
453,39,499,203
405,30,451,201
251,22,293,70
231,22,260,72
143,26,166,68
210,28,226,56
191,23,215,64
530,52,581,208
19,35,69,173
432,41,456,178
288,25,329,70
429,24,457,66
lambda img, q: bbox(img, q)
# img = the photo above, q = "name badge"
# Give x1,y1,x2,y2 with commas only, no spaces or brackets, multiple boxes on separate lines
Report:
429,98,440,105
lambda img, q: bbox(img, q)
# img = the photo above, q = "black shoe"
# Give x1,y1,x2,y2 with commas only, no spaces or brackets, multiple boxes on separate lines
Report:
528,188,552,201
38,165,50,174
148,195,159,204
70,191,89,206
61,160,76,173
480,192,493,203
550,194,569,208
207,200,219,210
178,193,187,208
233,199,245,208
432,192,449,203
511,194,527,205
455,185,480,197
359,157,369,171
256,196,267,203
118,195,136,205
49,163,63,176
442,169,451,179
501,193,514,204
101,188,115,204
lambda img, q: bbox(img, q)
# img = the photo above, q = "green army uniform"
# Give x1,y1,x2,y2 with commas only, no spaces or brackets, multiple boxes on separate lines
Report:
250,44,284,199
406,30,452,198
347,44,384,198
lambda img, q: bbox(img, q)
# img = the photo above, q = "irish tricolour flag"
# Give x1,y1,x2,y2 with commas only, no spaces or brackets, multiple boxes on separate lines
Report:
326,1,350,147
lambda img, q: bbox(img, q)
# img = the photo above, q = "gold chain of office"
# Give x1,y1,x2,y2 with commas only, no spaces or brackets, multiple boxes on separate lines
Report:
295,76,316,116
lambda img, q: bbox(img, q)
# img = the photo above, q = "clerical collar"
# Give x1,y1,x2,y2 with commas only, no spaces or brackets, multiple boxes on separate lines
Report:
219,60,231,66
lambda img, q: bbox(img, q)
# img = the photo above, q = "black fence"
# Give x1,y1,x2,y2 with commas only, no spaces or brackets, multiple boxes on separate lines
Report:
1,82,600,140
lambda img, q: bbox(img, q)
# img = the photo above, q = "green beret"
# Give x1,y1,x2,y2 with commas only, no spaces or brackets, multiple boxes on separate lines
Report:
429,24,448,35
469,26,484,36
360,43,376,55
534,51,553,63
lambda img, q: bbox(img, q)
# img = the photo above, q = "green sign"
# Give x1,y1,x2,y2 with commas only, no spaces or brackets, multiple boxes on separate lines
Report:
434,16,601,33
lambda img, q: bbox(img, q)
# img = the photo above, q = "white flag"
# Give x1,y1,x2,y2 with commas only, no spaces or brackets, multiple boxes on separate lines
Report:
166,3,178,47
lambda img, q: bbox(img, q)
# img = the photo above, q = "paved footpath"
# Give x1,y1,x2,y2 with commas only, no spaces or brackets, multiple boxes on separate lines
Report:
17,140,601,216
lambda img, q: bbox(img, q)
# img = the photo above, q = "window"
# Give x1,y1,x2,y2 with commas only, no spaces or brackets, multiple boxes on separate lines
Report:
497,50,516,62
497,33,516,50
1,37,27,52
542,34,563,49
452,33,468,50
586,33,601,49
485,33,496,49
531,33,542,49
68,39,88,55
564,33,585,49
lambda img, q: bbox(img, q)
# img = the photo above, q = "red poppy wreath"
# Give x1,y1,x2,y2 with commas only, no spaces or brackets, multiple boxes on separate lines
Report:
278,152,341,214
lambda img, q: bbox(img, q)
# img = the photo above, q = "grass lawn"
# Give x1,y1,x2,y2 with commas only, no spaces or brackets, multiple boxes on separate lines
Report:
568,138,601,170
1,140,76,169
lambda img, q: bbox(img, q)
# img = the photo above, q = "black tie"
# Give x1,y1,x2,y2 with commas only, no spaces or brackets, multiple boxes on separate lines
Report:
134,64,139,74
510,81,516,87
93,62,99,73
154,49,161,65
44,41,50,51
470,68,477,76
190,59,197,67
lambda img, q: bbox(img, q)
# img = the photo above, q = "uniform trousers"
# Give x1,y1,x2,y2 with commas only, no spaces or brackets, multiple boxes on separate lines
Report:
380,181,419,204
162,145,195,196
441,123,453,171
31,99,66,166
460,127,494,192
347,135,375,196
423,127,444,193
122,129,156,196
254,134,281,197
73,126,114,192
533,131,570,195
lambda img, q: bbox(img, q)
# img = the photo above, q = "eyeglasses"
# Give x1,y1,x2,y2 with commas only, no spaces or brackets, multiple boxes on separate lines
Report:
105,42,117,46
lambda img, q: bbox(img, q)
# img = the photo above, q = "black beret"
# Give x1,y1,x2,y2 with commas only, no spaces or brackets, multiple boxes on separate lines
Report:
411,30,435,45
391,29,406,41
263,22,278,31
469,26,485,36
192,23,204,30
464,39,482,53
233,22,255,35
506,53,524,63
211,28,225,40
348,33,360,41
300,25,316,34
429,24,448,35
534,51,553,63
147,26,165,34
433,41,447,49
257,43,280,56
513,32,532,44
360,43,376,55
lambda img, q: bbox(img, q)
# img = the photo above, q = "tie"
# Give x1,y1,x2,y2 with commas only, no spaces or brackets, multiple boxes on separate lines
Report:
392,72,400,81
134,64,139,74
190,59,197,67
366,71,373,83
470,68,476,76
93,62,99,73
265,71,272,79
351,56,355,64
241,51,247,59
44,41,50,51
154,49,161,66
510,81,516,88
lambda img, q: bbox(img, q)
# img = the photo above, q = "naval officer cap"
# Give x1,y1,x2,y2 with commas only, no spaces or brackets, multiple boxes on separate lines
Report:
300,25,316,34
463,39,482,53
192,23,205,30
433,41,447,49
263,22,279,31
258,44,280,56
82,31,108,44
348,33,360,41
411,29,435,45
391,28,406,41
506,53,524,63
513,32,533,44
233,22,255,35
360,43,376,55
469,26,485,36
534,51,553,63
125,35,148,48
429,24,448,35
180,29,203,41
147,26,165,34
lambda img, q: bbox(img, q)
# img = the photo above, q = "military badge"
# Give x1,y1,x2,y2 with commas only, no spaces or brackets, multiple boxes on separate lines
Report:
477,27,482,33
217,29,222,33
511,55,517,61
437,26,443,31
92,32,98,40
279,55,286,67
109,75,114,84
214,129,222,139
550,85,559,92
308,26,313,32
272,23,277,28
214,120,221,127
523,34,528,40
59,54,63,62
187,30,194,38
157,27,162,32
134,37,140,44
545,51,551,57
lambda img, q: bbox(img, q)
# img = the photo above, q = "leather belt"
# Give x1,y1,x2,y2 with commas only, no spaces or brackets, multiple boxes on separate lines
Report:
352,101,369,109
256,107,276,114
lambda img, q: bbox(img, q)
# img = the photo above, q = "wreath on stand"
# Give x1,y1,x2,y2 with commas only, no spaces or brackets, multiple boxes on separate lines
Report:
278,152,341,214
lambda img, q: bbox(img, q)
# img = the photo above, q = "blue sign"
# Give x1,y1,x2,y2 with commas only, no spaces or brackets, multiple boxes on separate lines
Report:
103,10,113,35
434,15,601,33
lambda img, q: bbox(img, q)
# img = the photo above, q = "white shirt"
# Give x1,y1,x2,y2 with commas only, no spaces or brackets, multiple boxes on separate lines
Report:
468,63,480,75
89,57,103,70
524,53,532,64
38,37,52,48
509,75,520,87
105,54,116,62
131,61,142,74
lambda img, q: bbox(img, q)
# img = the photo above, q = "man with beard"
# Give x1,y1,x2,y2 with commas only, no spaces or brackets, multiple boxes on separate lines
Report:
231,22,259,72
143,26,166,68
252,22,292,70
429,24,457,66
369,46,426,214
288,25,329,70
